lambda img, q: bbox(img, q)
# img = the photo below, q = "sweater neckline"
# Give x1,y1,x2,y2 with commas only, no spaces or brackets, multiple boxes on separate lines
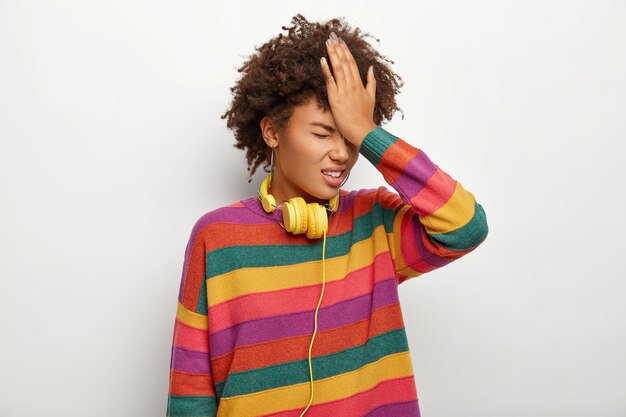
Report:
242,191,345,216
240,192,345,233
241,195,283,220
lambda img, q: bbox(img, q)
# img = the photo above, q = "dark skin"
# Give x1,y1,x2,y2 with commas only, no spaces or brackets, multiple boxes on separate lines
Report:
259,32,379,206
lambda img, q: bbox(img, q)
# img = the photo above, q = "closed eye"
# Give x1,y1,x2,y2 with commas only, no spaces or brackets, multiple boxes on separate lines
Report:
313,133,330,139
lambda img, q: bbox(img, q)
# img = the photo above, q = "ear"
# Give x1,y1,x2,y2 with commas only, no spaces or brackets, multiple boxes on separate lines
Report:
260,116,280,148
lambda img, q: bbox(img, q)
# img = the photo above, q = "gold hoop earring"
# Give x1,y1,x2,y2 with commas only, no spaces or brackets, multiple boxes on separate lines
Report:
269,148,275,184
339,171,350,188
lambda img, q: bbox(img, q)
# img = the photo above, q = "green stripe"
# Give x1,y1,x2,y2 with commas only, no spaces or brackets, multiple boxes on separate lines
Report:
359,126,398,167
197,276,208,315
166,395,217,417
429,202,489,251
215,327,409,398
206,202,396,278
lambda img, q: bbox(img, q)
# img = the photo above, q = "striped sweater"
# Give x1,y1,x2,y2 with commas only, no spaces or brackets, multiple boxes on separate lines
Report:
167,126,489,417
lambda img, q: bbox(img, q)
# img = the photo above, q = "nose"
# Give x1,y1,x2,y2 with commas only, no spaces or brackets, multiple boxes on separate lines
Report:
329,133,350,163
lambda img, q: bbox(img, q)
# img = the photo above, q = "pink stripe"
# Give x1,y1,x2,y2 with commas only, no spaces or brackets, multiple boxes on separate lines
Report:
173,320,209,352
209,278,399,357
398,211,453,274
208,252,397,333
408,167,457,217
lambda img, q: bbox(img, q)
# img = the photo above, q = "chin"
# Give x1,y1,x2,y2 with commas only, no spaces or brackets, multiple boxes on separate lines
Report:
318,190,339,202
304,189,334,204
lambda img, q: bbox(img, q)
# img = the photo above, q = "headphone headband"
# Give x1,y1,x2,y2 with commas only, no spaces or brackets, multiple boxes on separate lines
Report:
258,174,340,214
257,174,342,239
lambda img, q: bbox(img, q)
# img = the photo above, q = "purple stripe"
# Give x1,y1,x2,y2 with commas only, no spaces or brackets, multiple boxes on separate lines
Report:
392,151,437,201
410,214,454,268
210,278,399,357
171,346,212,374
337,188,377,214
196,205,278,230
364,400,420,417
179,205,278,301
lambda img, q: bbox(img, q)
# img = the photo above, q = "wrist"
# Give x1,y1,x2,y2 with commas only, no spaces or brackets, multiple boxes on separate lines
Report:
349,122,377,148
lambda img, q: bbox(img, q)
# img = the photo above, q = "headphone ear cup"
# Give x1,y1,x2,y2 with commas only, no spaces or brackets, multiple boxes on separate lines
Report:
262,193,276,213
305,204,318,239
283,197,308,234
328,194,339,212
259,175,276,212
306,203,328,239
317,204,328,236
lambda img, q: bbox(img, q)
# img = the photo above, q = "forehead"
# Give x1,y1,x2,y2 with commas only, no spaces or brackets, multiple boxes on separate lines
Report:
290,95,334,124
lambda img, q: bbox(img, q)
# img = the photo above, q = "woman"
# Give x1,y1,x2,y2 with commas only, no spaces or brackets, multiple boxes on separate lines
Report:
167,14,488,417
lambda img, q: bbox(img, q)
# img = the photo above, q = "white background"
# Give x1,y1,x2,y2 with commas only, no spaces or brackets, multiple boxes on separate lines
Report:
1,1,625,416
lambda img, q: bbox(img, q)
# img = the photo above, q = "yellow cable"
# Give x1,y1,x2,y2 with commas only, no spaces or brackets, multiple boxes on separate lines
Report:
299,228,327,416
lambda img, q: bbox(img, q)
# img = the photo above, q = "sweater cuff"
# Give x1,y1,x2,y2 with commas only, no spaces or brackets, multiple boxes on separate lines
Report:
358,125,399,166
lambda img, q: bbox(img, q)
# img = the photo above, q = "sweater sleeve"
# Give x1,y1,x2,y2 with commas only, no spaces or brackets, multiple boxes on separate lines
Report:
167,221,218,416
358,126,489,285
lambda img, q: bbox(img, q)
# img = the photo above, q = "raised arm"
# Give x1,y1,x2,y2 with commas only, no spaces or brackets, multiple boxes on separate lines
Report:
359,126,488,284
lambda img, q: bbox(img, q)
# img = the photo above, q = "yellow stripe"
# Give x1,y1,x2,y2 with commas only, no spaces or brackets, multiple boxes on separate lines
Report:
422,182,476,235
206,225,392,307
176,301,207,330
386,204,410,275
217,351,415,415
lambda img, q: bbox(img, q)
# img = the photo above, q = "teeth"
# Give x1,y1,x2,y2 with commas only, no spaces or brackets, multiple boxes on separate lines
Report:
323,171,341,178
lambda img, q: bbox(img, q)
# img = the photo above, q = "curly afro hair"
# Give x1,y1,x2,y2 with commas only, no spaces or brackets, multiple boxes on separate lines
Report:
220,13,404,183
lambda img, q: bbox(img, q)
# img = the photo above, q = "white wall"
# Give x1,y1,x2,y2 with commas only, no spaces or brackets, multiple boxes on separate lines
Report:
1,1,624,416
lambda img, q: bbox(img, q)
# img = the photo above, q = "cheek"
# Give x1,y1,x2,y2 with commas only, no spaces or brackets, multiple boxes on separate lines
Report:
293,142,325,164
349,148,359,166
281,144,318,174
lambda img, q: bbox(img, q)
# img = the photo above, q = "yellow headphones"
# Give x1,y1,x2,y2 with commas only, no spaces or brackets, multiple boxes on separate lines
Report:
258,173,339,239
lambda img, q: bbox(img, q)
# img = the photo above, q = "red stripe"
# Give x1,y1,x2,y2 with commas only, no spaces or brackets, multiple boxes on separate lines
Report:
169,370,216,396
209,252,396,332
378,139,421,184
201,190,381,252
212,303,405,380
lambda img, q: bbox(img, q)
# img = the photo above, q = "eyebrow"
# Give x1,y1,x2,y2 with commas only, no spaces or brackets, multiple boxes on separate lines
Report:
309,122,336,133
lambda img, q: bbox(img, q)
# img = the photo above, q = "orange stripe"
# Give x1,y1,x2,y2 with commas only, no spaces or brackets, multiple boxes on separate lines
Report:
181,236,206,312
212,303,405,381
169,370,216,396
378,140,421,184
202,190,380,252
420,230,474,259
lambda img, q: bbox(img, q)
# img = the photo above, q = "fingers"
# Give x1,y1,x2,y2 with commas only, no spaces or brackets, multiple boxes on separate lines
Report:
320,56,337,94
324,34,368,91
325,37,347,88
335,39,363,87
366,65,377,100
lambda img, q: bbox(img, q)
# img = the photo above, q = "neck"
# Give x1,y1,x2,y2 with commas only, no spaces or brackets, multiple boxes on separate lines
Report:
268,170,327,206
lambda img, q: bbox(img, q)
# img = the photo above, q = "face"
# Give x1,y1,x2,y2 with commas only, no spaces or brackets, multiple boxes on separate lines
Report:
261,95,360,205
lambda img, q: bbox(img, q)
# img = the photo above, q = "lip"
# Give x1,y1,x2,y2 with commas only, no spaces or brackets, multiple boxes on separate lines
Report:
321,166,347,173
321,169,345,187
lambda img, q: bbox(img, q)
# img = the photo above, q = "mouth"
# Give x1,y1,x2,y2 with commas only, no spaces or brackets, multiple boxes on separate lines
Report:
321,169,346,187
